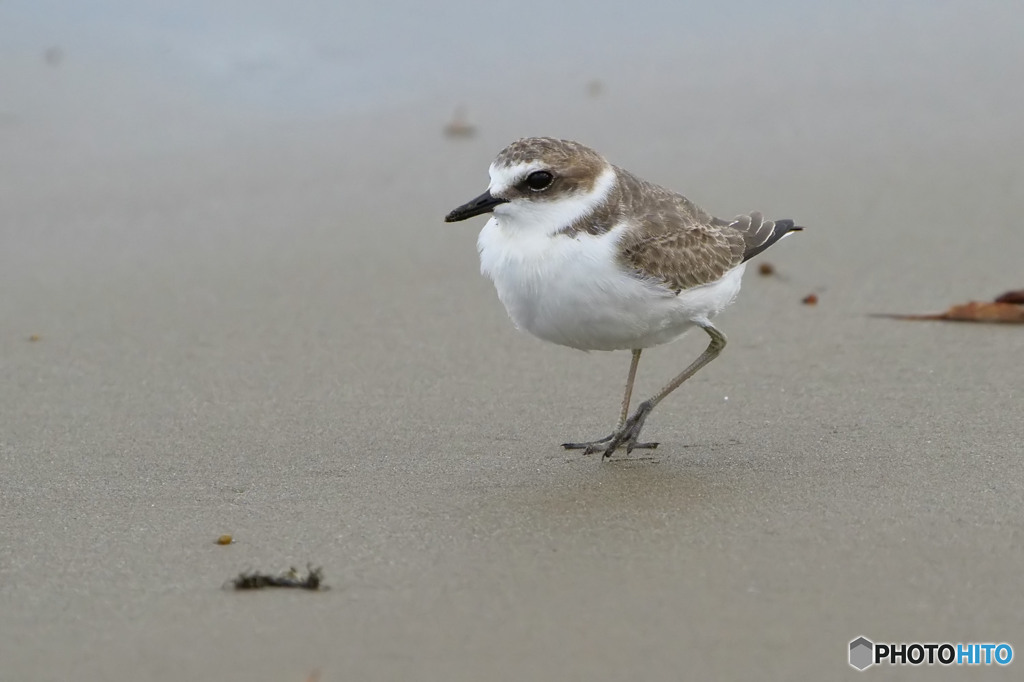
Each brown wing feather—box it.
[607,168,744,291]
[619,225,745,293]
[597,168,793,292]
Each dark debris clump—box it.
[230,565,326,591]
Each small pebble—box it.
[443,106,476,138]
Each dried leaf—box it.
[802,293,818,305]
[873,301,1024,324]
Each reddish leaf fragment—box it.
[802,293,818,305]
[994,289,1024,305]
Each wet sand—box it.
[3,16,1024,680]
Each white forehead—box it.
[487,161,543,195]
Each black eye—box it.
[525,170,554,191]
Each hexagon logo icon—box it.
[849,636,874,671]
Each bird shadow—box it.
[455,438,754,535]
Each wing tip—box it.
[741,217,803,262]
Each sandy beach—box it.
[3,3,1024,680]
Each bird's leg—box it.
[601,324,727,459]
[563,349,657,454]
[617,348,642,430]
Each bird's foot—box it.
[600,401,657,459]
[562,433,616,455]
[562,434,657,457]
[562,402,658,459]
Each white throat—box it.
[488,164,617,237]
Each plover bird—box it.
[445,137,802,459]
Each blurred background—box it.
[4,0,1023,303]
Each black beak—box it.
[444,190,508,222]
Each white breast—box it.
[477,221,746,351]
